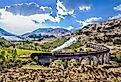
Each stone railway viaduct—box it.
[31,43,110,65]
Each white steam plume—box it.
[51,37,78,52]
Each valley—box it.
[0,18,121,81]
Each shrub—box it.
[86,48,92,52]
[112,78,119,82]
[62,60,68,68]
[49,59,64,69]
[67,59,80,68]
[113,39,121,45]
[116,52,121,62]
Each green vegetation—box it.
[86,48,92,52]
[39,38,69,49]
[0,37,71,70]
[112,78,119,82]
[113,39,121,45]
[0,49,17,63]
[16,37,69,52]
[16,49,41,56]
[50,59,80,69]
[112,51,121,62]
[64,41,83,52]
[0,38,11,47]
[27,34,55,40]
[67,41,83,49]
[116,53,121,62]
[0,38,40,69]
[0,48,34,70]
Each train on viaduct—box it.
[31,43,110,66]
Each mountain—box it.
[75,18,121,45]
[22,28,72,38]
[0,28,22,41]
[0,28,14,36]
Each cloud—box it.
[56,0,74,16]
[109,14,121,19]
[0,9,63,34]
[114,4,121,11]
[51,25,73,31]
[79,6,91,11]
[85,17,102,23]
[13,2,40,7]
[63,0,91,10]
[66,26,74,30]
[76,17,102,27]
[57,0,67,15]
[5,2,52,16]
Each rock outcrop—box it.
[0,65,121,82]
[75,18,121,45]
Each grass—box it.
[16,49,41,56]
[16,58,31,61]
[65,41,83,49]
[21,65,48,69]
[39,38,69,49]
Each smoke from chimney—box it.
[51,37,78,52]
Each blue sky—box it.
[0,0,121,35]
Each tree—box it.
[12,49,18,60]
[1,51,7,62]
[0,52,5,63]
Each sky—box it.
[0,0,121,35]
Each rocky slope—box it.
[0,59,121,82]
[75,18,121,45]
[0,65,121,82]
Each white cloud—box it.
[0,9,63,34]
[68,10,74,15]
[51,26,61,29]
[13,2,40,7]
[66,26,74,30]
[109,14,121,19]
[57,0,67,15]
[56,0,74,16]
[40,6,52,12]
[51,25,73,31]
[0,9,38,34]
[85,17,102,23]
[76,17,102,27]
[79,6,91,11]
[114,4,121,11]
[5,2,40,10]
[5,2,52,16]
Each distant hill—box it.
[0,28,21,41]
[75,18,121,45]
[0,28,14,36]
[22,28,72,38]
